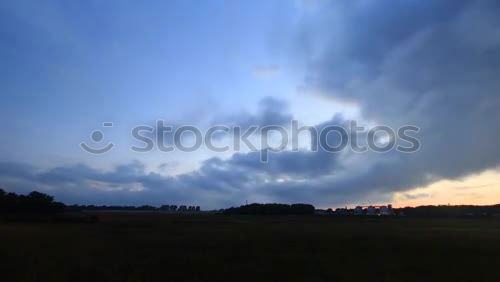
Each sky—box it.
[1,0,500,209]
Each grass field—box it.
[1,213,500,282]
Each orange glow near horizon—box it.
[392,169,500,208]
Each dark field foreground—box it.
[1,214,500,282]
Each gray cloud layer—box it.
[296,0,500,192]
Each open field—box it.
[1,213,500,282]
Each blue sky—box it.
[0,1,297,164]
[1,0,500,209]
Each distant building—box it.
[334,208,349,216]
[380,205,394,215]
[315,209,328,215]
[354,206,363,216]
[366,206,377,215]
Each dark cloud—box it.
[213,96,293,131]
[138,96,293,144]
[0,113,377,208]
[294,0,500,195]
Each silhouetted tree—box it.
[0,189,65,214]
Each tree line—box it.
[0,189,65,214]
[397,205,500,217]
[2,188,500,218]
[0,189,201,213]
[224,203,315,215]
